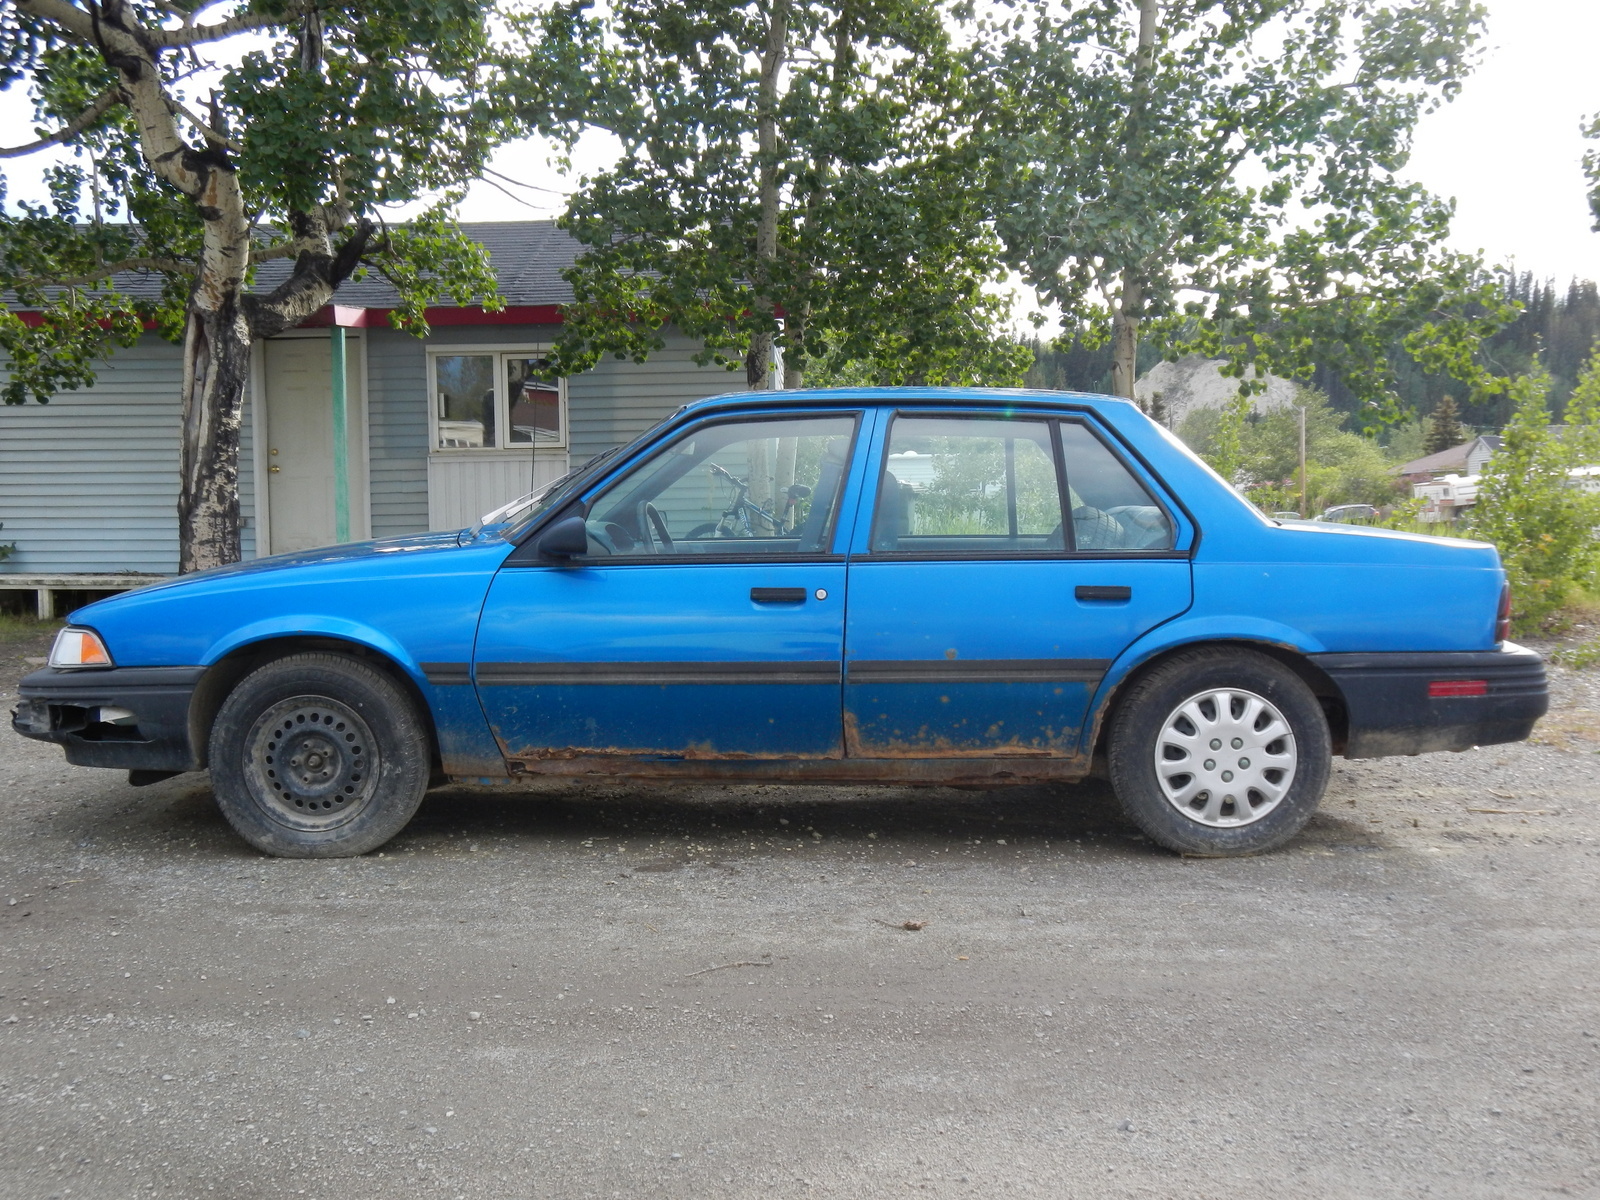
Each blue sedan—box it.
[13,389,1547,857]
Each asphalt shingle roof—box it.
[9,220,582,309]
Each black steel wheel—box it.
[208,653,431,857]
[1107,647,1331,856]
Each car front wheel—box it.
[1107,648,1331,856]
[208,653,432,858]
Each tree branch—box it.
[153,0,317,47]
[0,86,123,158]
[248,242,299,264]
[13,0,98,42]
[166,96,243,153]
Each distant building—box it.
[1412,473,1479,522]
[1395,435,1500,486]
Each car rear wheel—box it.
[1107,648,1330,856]
[208,653,431,858]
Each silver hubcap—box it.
[1154,687,1296,828]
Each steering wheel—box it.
[636,501,674,553]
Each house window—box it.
[430,350,566,451]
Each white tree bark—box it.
[746,0,790,389]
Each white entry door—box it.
[262,337,366,554]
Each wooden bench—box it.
[0,574,170,620]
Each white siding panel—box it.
[0,335,184,575]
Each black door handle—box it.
[751,587,807,604]
[1076,585,1131,602]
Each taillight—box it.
[1494,584,1511,643]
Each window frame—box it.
[865,409,1186,561]
[568,408,865,565]
[426,345,568,453]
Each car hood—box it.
[85,530,478,604]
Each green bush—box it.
[1468,352,1600,632]
[1178,387,1404,516]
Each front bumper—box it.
[12,665,205,772]
[1310,642,1547,758]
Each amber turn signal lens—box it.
[48,627,113,669]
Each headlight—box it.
[49,627,114,669]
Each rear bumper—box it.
[1310,643,1547,758]
[11,665,204,772]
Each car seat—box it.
[796,439,852,553]
[873,472,915,550]
[1105,505,1170,549]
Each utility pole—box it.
[1298,404,1308,518]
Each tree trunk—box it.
[177,302,252,572]
[1110,271,1142,402]
[1110,0,1160,406]
[746,0,790,390]
[16,0,372,573]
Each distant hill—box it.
[1134,356,1299,425]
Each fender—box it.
[1081,615,1329,754]
[202,616,428,685]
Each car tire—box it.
[208,653,432,858]
[1106,647,1330,856]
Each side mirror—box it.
[537,515,590,559]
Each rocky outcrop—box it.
[1134,356,1300,426]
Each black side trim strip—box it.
[19,665,207,695]
[421,662,472,686]
[476,661,842,686]
[1309,645,1543,673]
[848,658,1111,685]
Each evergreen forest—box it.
[1027,274,1600,436]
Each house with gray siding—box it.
[1,222,737,598]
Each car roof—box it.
[680,386,1142,417]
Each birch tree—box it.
[1,0,585,570]
[982,0,1511,421]
[547,0,1027,390]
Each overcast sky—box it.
[2,0,1597,288]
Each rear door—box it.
[474,409,863,763]
[843,411,1193,759]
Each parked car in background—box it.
[14,388,1546,859]
[1313,504,1379,524]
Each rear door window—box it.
[871,416,1063,554]
[1059,422,1174,551]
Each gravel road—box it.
[2,625,1597,1200]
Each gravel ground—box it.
[1,624,1597,1200]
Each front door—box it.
[475,410,862,762]
[844,412,1193,759]
[262,337,363,554]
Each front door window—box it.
[582,414,858,557]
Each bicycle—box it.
[687,462,811,539]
